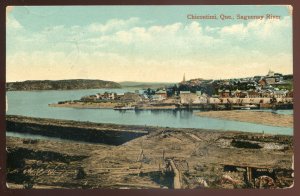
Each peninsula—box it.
[49,71,293,111]
[6,79,121,91]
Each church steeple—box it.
[183,73,186,82]
[268,69,274,77]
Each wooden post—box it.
[137,149,144,162]
[169,159,182,189]
[246,167,253,184]
[159,163,161,171]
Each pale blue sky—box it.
[6,5,293,82]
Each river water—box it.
[6,89,293,136]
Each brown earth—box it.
[6,127,294,189]
[195,110,293,128]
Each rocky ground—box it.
[6,127,294,189]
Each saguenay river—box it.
[6,89,293,136]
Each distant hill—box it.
[6,79,121,91]
[120,81,176,89]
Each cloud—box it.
[87,17,139,33]
[6,15,23,30]
[220,16,291,39]
[6,16,292,82]
[6,49,292,82]
[6,6,23,30]
[8,16,291,54]
[220,23,247,36]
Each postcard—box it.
[5,5,293,190]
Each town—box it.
[51,70,293,110]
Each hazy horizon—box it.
[6,6,293,83]
[6,70,293,84]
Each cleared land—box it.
[6,116,294,189]
[195,110,293,128]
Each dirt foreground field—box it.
[6,125,293,189]
[195,110,293,128]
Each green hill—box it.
[6,79,121,91]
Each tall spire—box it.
[268,69,274,77]
[183,73,186,82]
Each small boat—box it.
[240,104,257,110]
[113,106,136,110]
[241,107,251,110]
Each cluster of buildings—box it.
[217,71,292,98]
[178,70,293,105]
[80,70,293,107]
[81,89,170,103]
[81,92,143,103]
